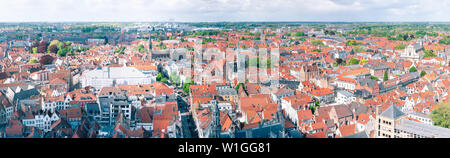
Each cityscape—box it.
[0,0,449,138]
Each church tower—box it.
[148,35,152,51]
[277,99,285,138]
[210,100,222,138]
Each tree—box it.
[371,75,379,81]
[32,47,38,54]
[39,55,54,65]
[156,73,163,81]
[294,31,306,36]
[324,30,335,35]
[114,46,126,54]
[57,46,71,57]
[309,105,316,113]
[49,40,63,48]
[136,44,146,53]
[161,78,168,84]
[395,43,406,49]
[409,66,417,73]
[169,72,181,86]
[182,78,194,94]
[28,58,39,64]
[346,40,361,46]
[48,44,59,54]
[438,35,450,45]
[423,49,436,58]
[336,58,344,65]
[158,43,167,50]
[235,82,245,91]
[38,41,49,53]
[431,102,450,129]
[311,40,324,46]
[383,71,389,81]
[353,45,367,53]
[420,70,427,77]
[347,58,360,65]
[359,59,368,64]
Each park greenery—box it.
[27,58,39,64]
[135,44,147,53]
[352,45,367,53]
[290,31,306,37]
[371,75,379,81]
[195,30,220,36]
[346,40,362,46]
[169,71,181,86]
[312,49,321,52]
[431,102,450,129]
[46,40,73,57]
[395,43,406,49]
[39,54,54,65]
[114,46,126,54]
[347,58,360,65]
[439,35,450,45]
[311,39,324,46]
[423,49,437,58]
[182,78,195,94]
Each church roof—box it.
[380,105,405,119]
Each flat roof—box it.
[397,119,450,138]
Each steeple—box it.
[148,35,152,51]
[210,100,221,138]
[277,100,285,138]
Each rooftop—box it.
[380,105,405,119]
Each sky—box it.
[0,0,448,22]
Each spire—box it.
[210,100,221,138]
[277,100,285,138]
[148,35,152,51]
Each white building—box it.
[335,76,356,91]
[217,102,233,112]
[408,112,433,125]
[4,104,14,121]
[335,90,356,105]
[34,112,60,132]
[81,67,153,90]
[400,41,422,61]
[41,94,72,113]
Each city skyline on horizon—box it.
[0,0,449,22]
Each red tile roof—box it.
[338,124,356,137]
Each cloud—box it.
[0,0,448,22]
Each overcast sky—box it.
[0,0,448,22]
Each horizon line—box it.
[0,21,449,24]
